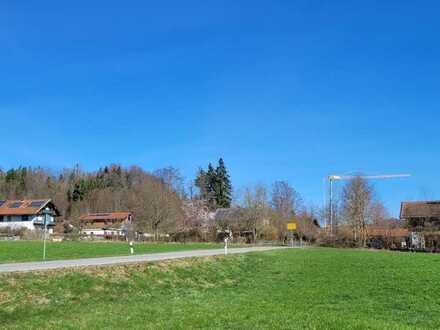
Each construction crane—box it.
[327,173,411,235]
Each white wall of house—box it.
[82,228,126,237]
[82,229,106,236]
[0,214,55,233]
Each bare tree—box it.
[242,184,270,243]
[340,177,374,247]
[296,206,321,241]
[129,176,183,240]
[370,201,389,226]
[154,166,186,199]
[271,181,303,218]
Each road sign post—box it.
[223,229,231,256]
[43,224,47,260]
[287,223,297,248]
[42,207,52,261]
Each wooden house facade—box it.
[79,212,133,239]
[400,201,440,249]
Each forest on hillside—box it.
[0,159,323,242]
[0,159,390,244]
[0,164,187,237]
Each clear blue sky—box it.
[1,1,439,216]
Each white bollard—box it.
[129,241,134,255]
[224,237,229,256]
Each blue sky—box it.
[1,1,440,215]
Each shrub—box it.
[0,226,28,239]
[316,231,357,248]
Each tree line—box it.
[0,162,391,244]
[0,165,184,238]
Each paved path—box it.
[0,246,287,273]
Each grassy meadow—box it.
[1,248,440,329]
[0,240,227,264]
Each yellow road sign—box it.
[287,223,297,230]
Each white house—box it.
[0,199,60,234]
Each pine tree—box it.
[194,168,208,200]
[206,163,218,210]
[215,158,232,208]
[195,159,233,210]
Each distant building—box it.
[214,207,259,242]
[214,207,244,223]
[367,227,409,238]
[400,201,440,249]
[366,226,409,249]
[0,199,60,233]
[79,212,133,238]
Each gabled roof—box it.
[0,199,60,216]
[214,207,244,221]
[400,201,440,219]
[80,212,132,222]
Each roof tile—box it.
[0,199,53,216]
[80,212,132,221]
[400,201,440,219]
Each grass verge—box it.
[1,248,440,329]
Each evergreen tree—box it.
[71,182,85,202]
[215,158,232,208]
[194,159,233,210]
[194,168,208,200]
[206,163,218,210]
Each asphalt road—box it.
[0,246,287,273]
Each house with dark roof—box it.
[0,199,60,233]
[79,212,133,238]
[400,201,440,249]
[214,207,270,242]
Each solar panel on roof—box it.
[0,200,5,207]
[29,201,45,208]
[9,202,23,208]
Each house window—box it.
[22,215,29,221]
[0,216,3,222]
[6,216,11,222]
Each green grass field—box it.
[1,248,440,329]
[0,241,227,264]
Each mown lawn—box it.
[0,240,227,264]
[1,248,440,329]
